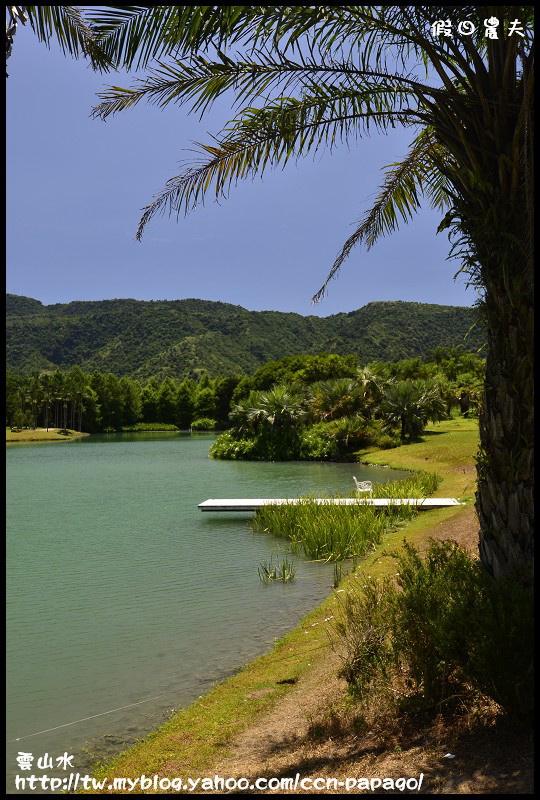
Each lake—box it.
[6,432,407,790]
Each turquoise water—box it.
[6,433,407,790]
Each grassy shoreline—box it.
[86,418,479,792]
[6,427,90,443]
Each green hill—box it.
[6,294,484,378]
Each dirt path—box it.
[202,508,533,794]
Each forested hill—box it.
[6,294,484,378]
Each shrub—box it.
[375,434,401,450]
[299,423,336,459]
[334,575,395,693]
[191,417,216,431]
[464,574,533,718]
[334,540,533,718]
[210,431,260,459]
[300,417,386,460]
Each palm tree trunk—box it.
[476,274,534,587]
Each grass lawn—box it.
[86,418,481,791]
[357,417,479,499]
[6,427,89,443]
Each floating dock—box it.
[198,498,464,512]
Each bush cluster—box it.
[190,417,216,431]
[335,540,533,719]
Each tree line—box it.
[6,367,245,433]
[6,348,484,440]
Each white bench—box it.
[353,477,373,497]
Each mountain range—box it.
[6,294,484,378]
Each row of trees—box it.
[6,349,484,436]
[6,368,243,433]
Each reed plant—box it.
[371,471,441,499]
[251,471,441,562]
[333,562,345,588]
[258,557,296,584]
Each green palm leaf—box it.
[24,6,113,71]
[312,127,456,302]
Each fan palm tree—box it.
[356,366,387,416]
[250,386,308,433]
[381,379,447,440]
[228,391,262,436]
[308,378,363,422]
[14,7,534,585]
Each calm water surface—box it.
[6,433,407,790]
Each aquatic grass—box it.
[371,471,441,500]
[254,501,392,562]
[333,562,345,588]
[119,422,179,432]
[251,472,442,562]
[258,557,296,584]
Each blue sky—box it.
[6,26,479,316]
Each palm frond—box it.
[91,44,444,122]
[85,6,362,66]
[84,6,185,71]
[312,128,454,303]
[134,88,427,240]
[25,6,113,71]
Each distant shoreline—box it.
[6,428,90,444]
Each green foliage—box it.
[465,575,534,718]
[214,375,243,428]
[251,472,439,562]
[380,379,447,440]
[6,295,485,378]
[120,423,178,431]
[222,385,308,460]
[253,499,388,562]
[176,380,195,429]
[258,557,296,584]
[5,349,483,442]
[209,431,260,459]
[298,424,336,460]
[335,540,533,717]
[371,471,441,500]
[299,417,386,460]
[193,386,218,420]
[334,575,396,692]
[190,417,216,431]
[376,434,401,450]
